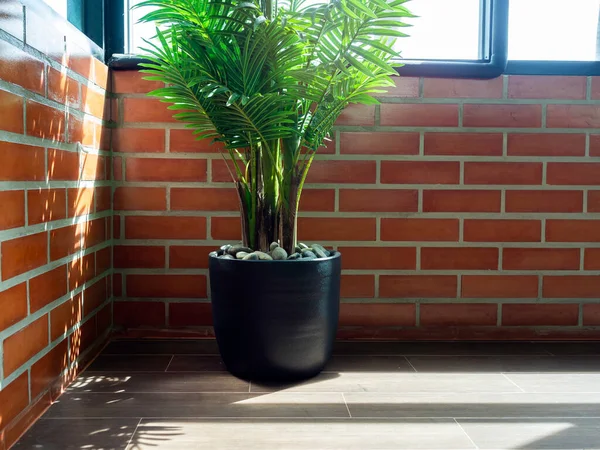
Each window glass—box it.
[508,0,600,61]
[400,0,481,61]
[128,0,483,61]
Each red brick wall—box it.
[111,70,600,341]
[0,1,112,447]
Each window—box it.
[122,0,505,78]
[505,0,600,75]
[508,0,600,61]
[114,0,600,76]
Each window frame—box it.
[106,0,600,77]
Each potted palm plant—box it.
[137,0,411,381]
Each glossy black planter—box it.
[209,252,341,382]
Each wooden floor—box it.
[13,340,600,449]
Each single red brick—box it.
[171,188,238,211]
[546,220,600,242]
[298,218,376,241]
[68,115,104,149]
[377,76,419,97]
[67,187,95,217]
[96,246,111,276]
[26,189,65,227]
[0,284,27,332]
[547,105,600,128]
[421,304,497,326]
[97,302,112,334]
[48,149,79,181]
[547,163,600,185]
[588,191,600,212]
[113,215,121,240]
[93,57,109,88]
[583,304,600,325]
[0,190,24,230]
[112,128,165,153]
[210,159,244,183]
[380,104,459,127]
[114,187,166,211]
[113,301,166,327]
[68,253,95,291]
[30,339,68,399]
[123,97,177,122]
[114,245,166,269]
[26,100,65,141]
[299,189,335,212]
[29,265,68,313]
[584,249,600,271]
[113,273,123,297]
[421,247,499,270]
[339,189,418,212]
[170,129,225,153]
[0,40,45,94]
[0,89,23,133]
[81,84,106,119]
[504,248,580,271]
[340,132,419,155]
[169,246,216,269]
[424,77,503,98]
[3,315,49,376]
[462,275,539,298]
[381,161,460,184]
[95,186,111,213]
[48,67,80,106]
[339,303,416,327]
[381,218,459,241]
[125,216,207,239]
[465,162,543,185]
[83,279,108,317]
[0,373,29,429]
[463,219,541,242]
[379,275,458,298]
[543,276,600,298]
[335,104,375,125]
[424,133,503,156]
[502,303,579,326]
[338,247,416,270]
[508,133,586,157]
[306,160,376,184]
[0,142,45,181]
[127,274,207,298]
[341,275,375,298]
[70,315,98,356]
[1,232,47,280]
[169,303,213,327]
[423,190,501,212]
[509,76,586,99]
[211,217,242,240]
[463,104,542,128]
[506,190,583,213]
[83,218,108,250]
[50,224,80,261]
[80,153,106,181]
[126,158,207,182]
[112,71,163,93]
[113,155,122,180]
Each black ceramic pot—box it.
[209,252,341,382]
